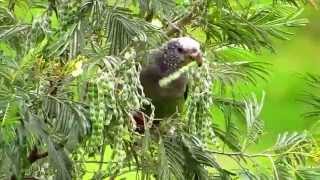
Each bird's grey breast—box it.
[140,64,188,100]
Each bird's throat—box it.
[159,62,170,73]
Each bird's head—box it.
[159,37,203,73]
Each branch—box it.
[10,147,48,180]
[208,150,273,158]
[165,2,200,37]
[27,146,48,164]
[27,143,67,164]
[24,176,40,180]
[208,150,316,159]
[308,0,318,9]
[10,175,40,180]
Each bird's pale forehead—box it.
[172,37,200,51]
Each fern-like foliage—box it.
[0,0,319,179]
[300,74,320,119]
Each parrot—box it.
[131,38,235,179]
[133,37,203,133]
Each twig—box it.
[268,155,279,180]
[27,146,49,164]
[208,150,273,158]
[165,2,200,37]
[209,149,315,159]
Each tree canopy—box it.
[0,0,319,179]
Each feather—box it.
[134,37,202,132]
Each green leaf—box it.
[12,36,48,81]
[296,167,320,180]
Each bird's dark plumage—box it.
[133,37,202,132]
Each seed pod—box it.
[88,82,99,123]
[88,81,104,150]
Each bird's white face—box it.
[159,37,203,74]
[173,37,201,54]
[162,37,202,72]
[168,37,203,67]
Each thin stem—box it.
[208,150,274,158]
[165,1,200,36]
[268,155,279,180]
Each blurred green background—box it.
[255,7,320,148]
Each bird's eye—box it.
[177,47,183,53]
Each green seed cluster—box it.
[159,60,217,143]
[107,117,126,175]
[87,54,149,173]
[88,70,117,152]
[88,81,103,151]
[185,61,216,145]
[104,56,147,174]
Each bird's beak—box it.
[190,52,203,67]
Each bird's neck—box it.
[158,61,170,74]
[157,58,180,77]
[153,49,178,75]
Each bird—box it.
[133,37,203,133]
